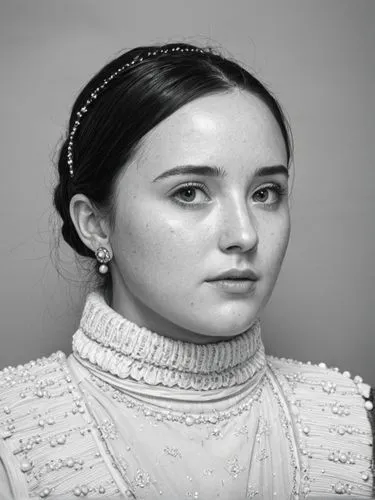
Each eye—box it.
[252,183,286,205]
[171,182,210,206]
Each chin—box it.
[189,306,260,338]
[184,290,265,336]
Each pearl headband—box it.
[67,46,205,178]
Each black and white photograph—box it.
[0,1,374,498]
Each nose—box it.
[218,197,259,254]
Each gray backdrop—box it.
[1,0,374,384]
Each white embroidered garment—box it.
[0,291,373,499]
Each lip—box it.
[205,268,259,294]
[207,268,259,281]
[206,279,257,294]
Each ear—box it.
[69,194,111,254]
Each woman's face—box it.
[109,90,290,343]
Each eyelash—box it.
[171,182,210,208]
[170,182,288,208]
[253,183,288,207]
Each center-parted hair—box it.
[53,42,292,268]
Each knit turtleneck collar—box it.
[72,291,266,391]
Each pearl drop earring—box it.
[95,247,112,274]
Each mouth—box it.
[206,269,259,294]
[208,268,259,280]
[206,278,258,294]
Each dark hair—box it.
[53,42,292,287]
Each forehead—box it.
[134,90,287,175]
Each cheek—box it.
[113,203,205,283]
[259,214,290,271]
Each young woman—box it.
[0,42,373,499]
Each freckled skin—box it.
[108,90,290,343]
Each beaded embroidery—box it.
[269,356,374,497]
[0,353,373,498]
[88,371,266,426]
[0,352,121,498]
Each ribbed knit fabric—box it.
[72,291,265,390]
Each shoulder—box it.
[267,354,373,404]
[267,354,374,438]
[267,354,373,433]
[0,351,72,441]
[0,352,120,498]
[267,355,374,496]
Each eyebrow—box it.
[152,164,289,182]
